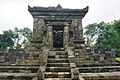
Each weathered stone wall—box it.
[33,17,45,42]
[0,47,48,66]
[68,48,118,66]
[0,49,6,65]
[0,45,118,66]
[0,49,25,65]
[71,19,83,40]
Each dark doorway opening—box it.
[53,26,63,47]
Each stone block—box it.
[69,57,79,63]
[86,47,91,52]
[99,57,104,61]
[70,63,76,68]
[91,50,95,53]
[94,61,99,64]
[79,75,85,80]
[79,58,86,61]
[71,68,79,80]
[80,44,85,48]
[86,60,95,64]
[93,56,99,61]
[75,52,79,56]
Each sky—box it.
[0,0,120,33]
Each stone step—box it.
[45,78,71,80]
[48,59,69,63]
[48,55,68,59]
[45,72,71,78]
[79,66,120,73]
[48,51,68,56]
[47,63,69,67]
[51,48,65,51]
[81,72,120,80]
[46,67,70,72]
[45,51,71,79]
[55,52,68,55]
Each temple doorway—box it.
[53,26,64,47]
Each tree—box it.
[19,27,32,47]
[84,22,107,46]
[84,20,120,50]
[19,27,32,42]
[94,23,120,49]
[0,34,14,49]
[0,27,32,49]
[113,19,120,32]
[12,27,32,49]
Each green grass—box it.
[116,57,120,62]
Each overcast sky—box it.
[0,0,120,33]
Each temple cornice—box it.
[28,5,89,17]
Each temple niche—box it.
[28,4,88,49]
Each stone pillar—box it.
[77,19,83,39]
[32,17,38,41]
[72,19,79,40]
[72,19,85,49]
[47,25,53,49]
[33,17,44,42]
[72,19,83,40]
[64,23,69,48]
[37,18,44,42]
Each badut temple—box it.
[0,5,120,80]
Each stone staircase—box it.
[44,51,71,80]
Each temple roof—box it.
[28,4,89,17]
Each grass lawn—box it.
[116,57,120,62]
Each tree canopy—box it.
[0,27,32,49]
[84,19,120,51]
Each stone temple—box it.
[0,5,120,80]
[28,4,88,49]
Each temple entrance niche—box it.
[28,4,89,49]
[53,26,64,48]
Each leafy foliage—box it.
[84,22,108,46]
[0,27,32,49]
[84,19,120,50]
[0,34,14,49]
